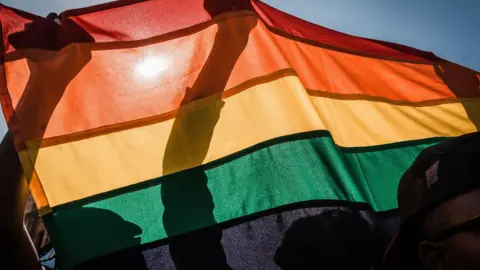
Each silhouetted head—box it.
[52,207,147,269]
[275,210,379,270]
[46,12,59,20]
[384,132,480,270]
[52,207,142,263]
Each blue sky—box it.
[1,0,479,135]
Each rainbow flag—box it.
[1,0,479,268]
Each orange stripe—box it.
[4,12,479,142]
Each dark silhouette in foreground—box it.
[2,13,93,270]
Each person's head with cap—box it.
[384,132,480,270]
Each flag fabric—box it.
[1,0,479,268]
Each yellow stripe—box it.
[24,75,478,207]
[17,151,51,214]
[311,95,478,148]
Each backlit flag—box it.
[1,0,479,268]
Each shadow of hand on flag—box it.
[7,15,93,186]
[161,0,256,268]
[434,62,480,130]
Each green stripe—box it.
[44,131,441,265]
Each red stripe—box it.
[251,0,439,62]
[2,0,438,62]
[65,0,252,43]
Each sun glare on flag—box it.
[136,56,170,78]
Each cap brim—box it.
[383,228,423,270]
